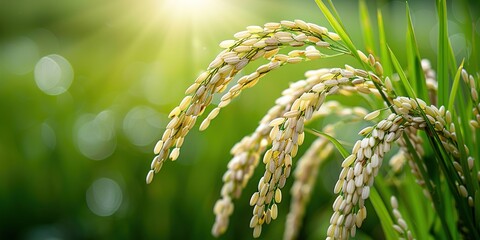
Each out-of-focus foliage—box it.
[0,0,478,239]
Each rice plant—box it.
[146,0,480,239]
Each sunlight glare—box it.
[162,0,217,15]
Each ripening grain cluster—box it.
[145,2,480,238]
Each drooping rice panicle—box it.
[327,112,407,239]
[461,69,480,129]
[327,94,476,239]
[392,97,476,204]
[147,20,350,185]
[390,196,415,240]
[283,105,369,240]
[143,0,480,237]
[212,68,336,236]
[395,127,430,198]
[388,150,408,174]
[385,59,433,188]
[249,67,386,238]
[213,62,382,237]
[284,137,334,240]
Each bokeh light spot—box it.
[75,111,116,160]
[450,33,470,58]
[123,106,164,147]
[86,178,123,217]
[34,54,73,95]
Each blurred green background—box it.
[0,0,478,239]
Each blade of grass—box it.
[406,3,429,104]
[370,187,398,240]
[388,45,416,98]
[440,180,458,240]
[402,131,454,239]
[402,168,431,240]
[471,20,479,73]
[420,119,473,239]
[436,0,450,106]
[325,0,347,30]
[377,9,392,77]
[315,0,358,58]
[447,37,458,76]
[458,0,477,72]
[359,0,376,55]
[447,59,465,111]
[308,129,349,158]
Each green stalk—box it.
[447,60,465,111]
[359,0,376,55]
[370,187,397,240]
[436,0,449,106]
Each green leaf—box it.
[370,188,398,240]
[402,169,431,240]
[447,37,458,76]
[388,46,416,98]
[437,0,450,106]
[308,129,349,158]
[377,9,392,77]
[406,3,429,104]
[359,0,376,55]
[471,20,479,73]
[315,0,358,58]
[401,129,456,239]
[447,60,465,111]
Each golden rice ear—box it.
[146,19,348,186]
[328,111,406,239]
[247,66,390,238]
[284,137,333,240]
[390,196,414,239]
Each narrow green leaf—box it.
[447,60,465,111]
[370,188,398,240]
[437,0,449,106]
[457,0,479,73]
[309,129,349,158]
[420,118,470,239]
[377,9,392,77]
[402,129,455,239]
[406,3,429,104]
[359,0,376,55]
[447,37,458,76]
[471,21,479,73]
[388,46,416,98]
[440,181,459,240]
[403,169,431,240]
[326,0,347,30]
[315,0,358,58]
